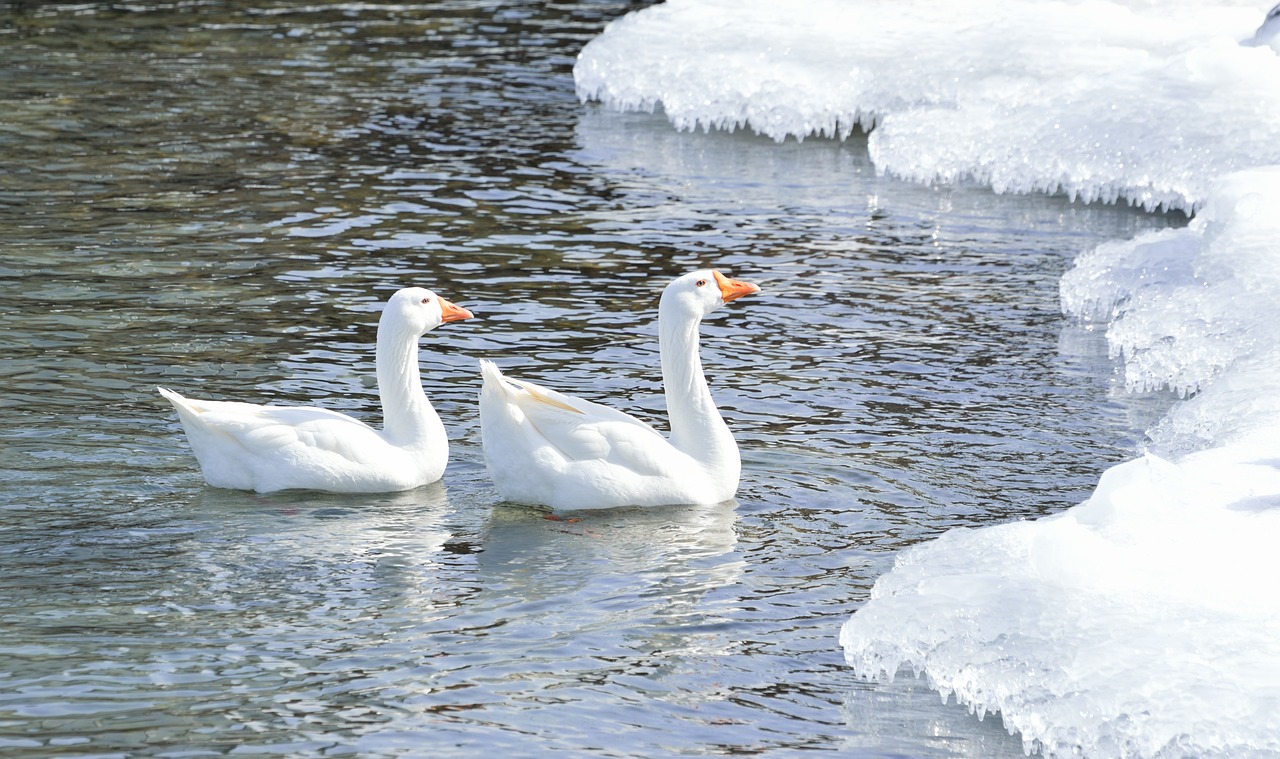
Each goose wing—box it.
[477,360,680,477]
[158,387,390,467]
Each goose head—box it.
[660,269,760,320]
[383,286,474,337]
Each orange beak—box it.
[439,297,475,323]
[713,269,761,303]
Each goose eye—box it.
[421,297,431,304]
[695,279,707,287]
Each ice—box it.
[840,109,1280,758]
[1061,167,1280,459]
[576,2,1280,757]
[576,0,1280,212]
[839,447,1280,758]
[1060,167,1280,404]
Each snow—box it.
[1061,167,1280,453]
[576,0,1280,213]
[838,448,1280,757]
[577,1,1280,757]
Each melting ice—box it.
[577,1,1280,757]
[576,0,1280,213]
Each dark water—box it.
[0,2,1181,756]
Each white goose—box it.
[479,269,760,510]
[159,287,473,494]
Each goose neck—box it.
[659,310,734,466]
[375,322,442,447]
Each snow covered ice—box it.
[838,444,1280,757]
[576,0,1280,214]
[578,1,1280,757]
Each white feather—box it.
[478,269,760,510]
[159,287,472,493]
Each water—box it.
[0,2,1183,755]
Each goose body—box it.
[159,287,473,494]
[479,269,759,510]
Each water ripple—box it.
[0,1,1181,756]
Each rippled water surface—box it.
[0,2,1183,756]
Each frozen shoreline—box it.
[576,2,1280,756]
